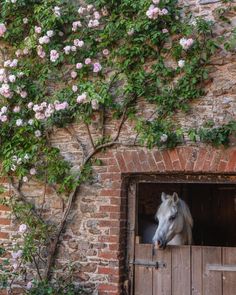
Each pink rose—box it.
[19,224,27,233]
[91,99,99,110]
[103,49,109,56]
[26,282,33,290]
[85,58,91,65]
[20,91,27,98]
[0,23,7,37]
[13,106,21,113]
[50,50,59,62]
[93,62,102,73]
[77,93,87,104]
[30,168,36,175]
[64,46,71,54]
[71,71,77,79]
[76,63,83,69]
[74,39,84,47]
[72,85,78,92]
[35,26,42,34]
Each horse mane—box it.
[178,199,193,244]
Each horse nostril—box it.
[157,240,161,246]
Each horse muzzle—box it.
[154,238,167,250]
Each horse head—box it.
[152,192,193,249]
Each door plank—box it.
[202,246,222,295]
[191,246,202,295]
[152,247,172,295]
[134,244,153,295]
[223,247,236,295]
[172,246,191,295]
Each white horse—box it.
[152,192,193,249]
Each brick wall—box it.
[1,0,236,294]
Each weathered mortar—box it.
[0,1,236,294]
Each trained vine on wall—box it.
[0,0,235,293]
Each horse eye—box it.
[169,215,176,222]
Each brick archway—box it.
[96,146,236,294]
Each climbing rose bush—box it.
[0,0,235,293]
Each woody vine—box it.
[0,0,235,293]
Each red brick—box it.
[108,275,120,284]
[0,232,9,239]
[193,148,208,171]
[98,292,119,295]
[109,243,120,251]
[110,181,122,189]
[107,165,120,173]
[99,150,114,159]
[98,284,118,292]
[100,173,121,181]
[110,198,122,205]
[131,151,143,172]
[139,160,150,172]
[157,161,165,171]
[98,266,119,275]
[168,149,179,163]
[153,150,163,163]
[226,150,236,171]
[92,213,109,219]
[126,160,136,172]
[115,152,127,172]
[108,158,117,165]
[138,150,147,162]
[161,150,173,171]
[209,150,222,171]
[0,205,10,212]
[202,160,211,171]
[98,251,119,260]
[147,153,158,171]
[185,148,198,171]
[99,189,121,197]
[100,205,120,213]
[110,212,126,220]
[176,147,187,169]
[109,227,120,235]
[0,218,11,225]
[98,236,119,243]
[172,160,181,170]
[99,220,120,227]
[217,160,228,172]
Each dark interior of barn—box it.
[137,182,236,247]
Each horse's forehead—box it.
[158,201,177,216]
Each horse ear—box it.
[172,192,179,204]
[161,192,168,202]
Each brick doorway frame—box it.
[96,146,236,294]
[125,172,236,295]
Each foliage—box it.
[26,280,90,295]
[188,121,236,146]
[0,0,235,293]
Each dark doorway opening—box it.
[137,182,236,247]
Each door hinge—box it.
[129,259,166,269]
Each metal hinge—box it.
[129,259,166,269]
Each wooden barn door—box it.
[132,244,236,295]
